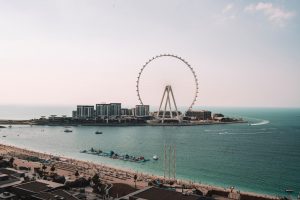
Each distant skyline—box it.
[0,0,299,108]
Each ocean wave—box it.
[250,120,270,126]
[218,131,272,135]
[218,132,229,135]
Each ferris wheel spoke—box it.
[136,54,199,111]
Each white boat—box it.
[153,155,159,160]
[285,189,294,193]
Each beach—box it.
[0,143,280,200]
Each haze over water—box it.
[1,107,299,198]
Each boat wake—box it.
[218,131,272,135]
[250,120,270,126]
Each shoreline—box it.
[0,142,279,200]
[0,120,247,127]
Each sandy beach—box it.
[0,143,280,200]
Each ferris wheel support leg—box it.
[158,87,167,118]
[162,87,170,123]
[169,86,179,119]
[168,88,173,119]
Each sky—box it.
[0,0,299,108]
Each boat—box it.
[64,129,73,133]
[95,131,102,134]
[2,135,6,137]
[285,189,294,193]
[8,125,12,128]
[153,155,159,160]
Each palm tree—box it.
[170,181,174,187]
[42,164,47,176]
[92,173,100,186]
[75,170,79,178]
[92,173,101,193]
[182,184,186,193]
[9,157,14,168]
[134,174,137,189]
[42,164,47,171]
[50,165,55,173]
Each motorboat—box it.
[285,189,294,193]
[153,155,159,160]
[64,129,73,133]
[95,131,102,134]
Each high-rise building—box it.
[185,110,211,120]
[121,108,130,116]
[130,108,136,116]
[109,103,121,117]
[95,103,121,118]
[96,104,110,118]
[76,105,94,119]
[135,105,150,117]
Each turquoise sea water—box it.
[0,107,299,198]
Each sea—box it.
[0,105,299,198]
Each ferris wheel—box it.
[136,54,199,114]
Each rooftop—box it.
[119,187,202,200]
[0,168,25,177]
[52,189,79,200]
[0,171,22,188]
[32,190,79,200]
[14,181,50,193]
[13,180,63,193]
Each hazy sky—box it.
[0,0,299,108]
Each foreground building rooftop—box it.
[118,186,203,200]
[32,189,79,200]
[11,180,64,198]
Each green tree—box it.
[182,184,186,193]
[134,174,137,189]
[42,164,47,171]
[42,164,47,176]
[92,174,101,193]
[75,170,79,178]
[50,165,55,173]
[92,173,100,186]
[9,157,14,168]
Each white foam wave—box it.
[218,132,228,135]
[218,131,271,135]
[250,120,270,126]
